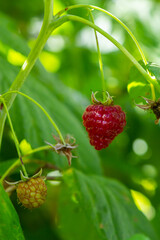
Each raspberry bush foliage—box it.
[0,0,160,240]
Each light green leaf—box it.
[146,63,160,81]
[58,169,158,240]
[127,62,151,103]
[0,184,25,240]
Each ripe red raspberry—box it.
[82,104,126,150]
[16,177,47,209]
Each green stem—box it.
[0,144,55,183]
[0,1,159,151]
[88,10,106,101]
[0,159,20,184]
[0,158,45,184]
[2,91,65,144]
[24,145,52,157]
[56,4,156,100]
[51,14,160,94]
[150,84,156,101]
[55,4,147,64]
[0,0,66,148]
[6,0,54,109]
[0,97,28,178]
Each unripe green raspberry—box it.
[16,177,47,209]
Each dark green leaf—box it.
[0,13,29,56]
[0,184,25,240]
[151,207,160,239]
[0,56,102,174]
[58,169,158,240]
[127,233,151,240]
[0,159,17,177]
[0,12,102,175]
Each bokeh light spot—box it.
[40,51,60,72]
[142,164,157,178]
[7,49,26,66]
[132,138,148,156]
[131,190,155,220]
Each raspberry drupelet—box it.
[82,92,126,150]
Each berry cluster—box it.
[16,177,47,209]
[82,104,126,150]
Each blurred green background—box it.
[0,0,160,239]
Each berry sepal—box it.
[136,96,160,124]
[5,168,44,186]
[45,135,77,166]
[91,91,114,106]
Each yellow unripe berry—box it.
[16,177,47,209]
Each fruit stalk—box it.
[0,0,61,148]
[2,91,65,145]
[89,10,106,102]
[0,152,51,184]
[0,97,28,178]
[54,14,159,94]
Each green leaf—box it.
[151,207,160,239]
[0,56,102,174]
[0,184,25,240]
[127,233,151,240]
[146,63,160,81]
[58,169,158,240]
[0,159,16,177]
[0,12,102,175]
[0,13,29,56]
[127,62,152,103]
